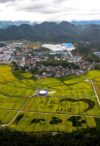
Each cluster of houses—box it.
[0,42,27,64]
[0,41,98,78]
[0,45,12,63]
[32,61,96,78]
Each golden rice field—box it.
[0,65,100,133]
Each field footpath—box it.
[0,97,30,127]
[1,78,100,128]
[0,78,45,128]
[90,80,100,107]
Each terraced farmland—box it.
[0,65,100,132]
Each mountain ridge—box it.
[0,21,100,42]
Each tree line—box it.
[0,127,100,146]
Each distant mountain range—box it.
[0,20,100,29]
[0,21,100,42]
[0,21,31,29]
[72,20,100,25]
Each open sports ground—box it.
[0,65,100,133]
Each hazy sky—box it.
[0,0,100,21]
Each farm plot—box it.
[0,65,100,133]
[0,109,17,124]
[9,112,96,133]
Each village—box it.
[0,41,99,78]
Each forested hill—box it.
[0,21,100,42]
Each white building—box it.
[42,43,75,52]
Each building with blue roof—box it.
[63,43,73,47]
[63,43,75,51]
